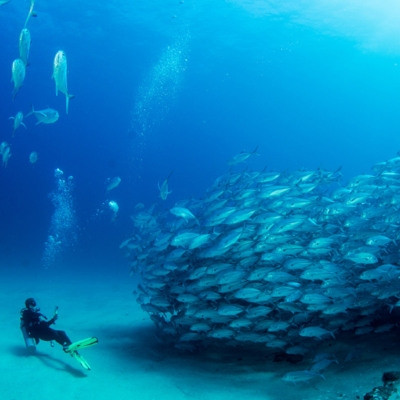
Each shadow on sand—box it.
[100,322,277,361]
[10,345,87,378]
[97,322,280,374]
[94,321,400,400]
[95,322,291,399]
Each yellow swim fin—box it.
[70,350,91,370]
[65,337,98,353]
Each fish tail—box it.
[66,93,69,114]
[66,93,74,114]
[25,105,34,118]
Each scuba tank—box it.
[20,309,36,353]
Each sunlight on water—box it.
[130,32,190,167]
[229,0,400,53]
[42,168,77,268]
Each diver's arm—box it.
[46,306,59,325]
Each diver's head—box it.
[25,298,36,309]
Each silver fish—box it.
[223,209,256,225]
[9,111,26,134]
[53,50,73,114]
[229,318,252,329]
[344,251,378,265]
[228,146,259,166]
[170,206,197,223]
[29,151,38,164]
[217,304,244,316]
[11,58,25,99]
[1,143,11,167]
[19,28,31,65]
[188,233,212,249]
[282,370,324,383]
[208,328,235,339]
[365,235,393,247]
[26,107,59,125]
[106,176,121,191]
[299,326,335,340]
[190,323,211,332]
[23,0,36,28]
[171,232,200,248]
[158,177,171,200]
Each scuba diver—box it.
[20,298,98,370]
[20,298,72,350]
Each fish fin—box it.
[12,87,18,101]
[23,0,35,28]
[25,105,34,118]
[21,122,27,129]
[65,93,73,114]
[35,121,42,126]
[9,117,14,120]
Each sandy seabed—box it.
[1,265,399,400]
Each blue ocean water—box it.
[1,0,400,273]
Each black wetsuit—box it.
[20,308,72,347]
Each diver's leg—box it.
[52,330,72,347]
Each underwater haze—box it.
[5,1,400,399]
[1,0,400,272]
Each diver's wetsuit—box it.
[21,307,72,347]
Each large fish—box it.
[0,142,11,167]
[23,0,36,28]
[19,28,31,65]
[108,200,119,221]
[170,206,197,223]
[282,370,323,384]
[228,145,259,166]
[26,107,59,125]
[158,179,171,200]
[106,176,121,191]
[9,111,26,135]
[29,151,38,164]
[53,50,73,114]
[158,171,173,200]
[11,58,26,99]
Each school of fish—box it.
[122,153,400,357]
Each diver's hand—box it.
[51,306,59,323]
